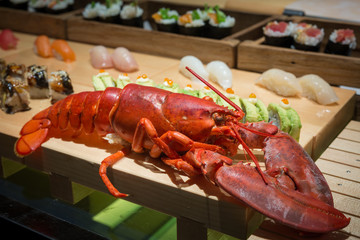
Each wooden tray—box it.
[0,2,87,38]
[234,15,360,88]
[66,0,271,67]
[0,32,356,239]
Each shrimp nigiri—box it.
[51,39,76,63]
[33,35,52,58]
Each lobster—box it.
[14,67,350,234]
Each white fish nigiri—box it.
[111,47,139,72]
[298,74,338,105]
[179,55,209,85]
[90,45,113,69]
[206,60,232,90]
[255,68,302,97]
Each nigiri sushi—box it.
[51,39,76,63]
[298,74,338,105]
[90,45,113,69]
[206,60,232,90]
[34,35,53,58]
[0,29,18,50]
[48,70,74,104]
[111,47,139,72]
[255,68,302,97]
[179,55,209,85]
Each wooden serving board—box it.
[0,32,356,239]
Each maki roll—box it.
[263,21,294,48]
[156,78,179,93]
[0,63,30,114]
[178,10,206,37]
[293,26,324,52]
[116,73,132,88]
[48,70,73,104]
[206,6,235,39]
[325,29,357,56]
[82,1,103,21]
[28,0,49,13]
[92,70,115,91]
[8,0,28,10]
[181,84,199,97]
[216,88,240,110]
[120,1,143,28]
[46,0,73,14]
[25,64,49,99]
[136,74,153,86]
[152,7,179,33]
[98,0,122,23]
[240,93,268,123]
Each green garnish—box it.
[191,10,201,20]
[214,5,226,23]
[159,8,178,20]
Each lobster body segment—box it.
[14,83,350,233]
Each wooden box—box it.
[66,1,271,67]
[0,2,87,38]
[234,15,360,88]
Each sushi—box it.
[263,21,294,48]
[89,45,113,69]
[0,29,19,50]
[181,84,199,97]
[111,47,139,72]
[206,60,232,90]
[240,93,268,123]
[46,0,73,14]
[206,5,235,39]
[179,55,209,86]
[199,86,218,102]
[0,63,31,114]
[48,70,74,104]
[33,35,53,58]
[178,10,206,37]
[116,73,132,88]
[216,88,240,110]
[28,0,49,13]
[51,39,76,62]
[98,0,122,23]
[136,74,153,86]
[325,29,357,56]
[255,68,302,97]
[298,74,338,105]
[152,7,179,33]
[120,1,143,28]
[25,64,49,99]
[8,0,28,10]
[156,78,179,93]
[92,70,115,91]
[82,1,103,21]
[293,26,324,52]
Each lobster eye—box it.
[213,113,224,124]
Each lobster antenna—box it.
[185,66,243,113]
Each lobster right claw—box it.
[215,163,350,233]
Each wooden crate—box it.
[0,3,87,38]
[235,15,360,88]
[66,0,271,67]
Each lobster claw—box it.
[215,163,350,233]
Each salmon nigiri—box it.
[33,35,52,58]
[51,39,76,63]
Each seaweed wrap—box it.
[25,64,49,99]
[120,1,143,28]
[206,5,235,39]
[82,1,103,21]
[98,0,122,23]
[178,10,206,37]
[152,7,179,33]
[293,26,324,52]
[325,29,357,56]
[263,21,294,48]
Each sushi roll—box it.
[98,0,122,23]
[216,88,240,110]
[0,63,31,114]
[263,21,294,48]
[28,0,49,13]
[8,0,28,10]
[82,1,103,21]
[25,64,50,99]
[136,74,153,87]
[92,70,115,91]
[46,0,72,14]
[120,1,143,28]
[240,93,268,123]
[152,7,179,33]
[325,29,357,56]
[293,26,324,52]
[181,84,199,97]
[156,78,179,93]
[116,73,132,88]
[178,10,206,37]
[48,70,73,104]
[206,5,235,39]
